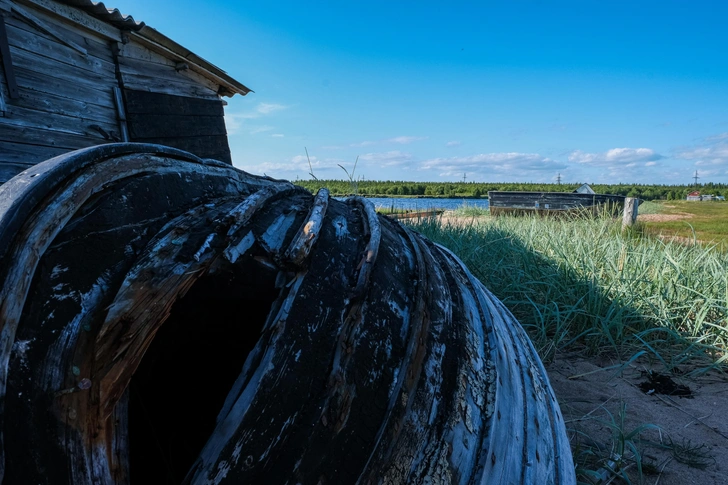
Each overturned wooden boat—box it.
[489,184,625,216]
[0,144,574,484]
[385,209,445,220]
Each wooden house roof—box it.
[57,0,145,30]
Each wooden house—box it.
[0,0,250,183]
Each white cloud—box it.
[271,133,285,138]
[569,148,663,166]
[421,152,566,177]
[388,136,427,144]
[230,103,289,122]
[347,136,427,147]
[256,103,287,115]
[243,154,346,178]
[350,140,376,147]
[446,141,461,147]
[705,132,728,142]
[359,151,413,167]
[645,161,657,167]
[250,125,275,134]
[224,114,244,135]
[675,133,728,166]
[694,168,723,177]
[225,103,288,135]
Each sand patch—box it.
[548,355,728,484]
[638,213,693,222]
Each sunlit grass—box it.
[409,214,728,370]
[640,200,728,247]
[451,202,490,217]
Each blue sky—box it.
[112,0,728,184]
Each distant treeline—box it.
[295,180,728,200]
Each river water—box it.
[332,197,491,211]
[360,197,490,211]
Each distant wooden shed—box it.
[686,191,701,201]
[0,0,250,183]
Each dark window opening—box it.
[128,268,279,483]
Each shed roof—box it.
[574,183,596,195]
[55,0,251,97]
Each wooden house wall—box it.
[0,0,235,183]
[117,41,232,164]
[123,89,232,163]
[0,0,121,182]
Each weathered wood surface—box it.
[622,196,639,230]
[123,88,225,117]
[0,0,243,180]
[0,144,575,484]
[489,190,625,216]
[0,0,120,182]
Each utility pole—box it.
[556,173,562,185]
[693,170,699,186]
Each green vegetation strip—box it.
[409,214,728,370]
[297,179,728,200]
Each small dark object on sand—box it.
[639,371,693,398]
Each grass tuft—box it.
[409,213,727,368]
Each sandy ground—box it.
[548,355,728,484]
[435,214,489,227]
[638,213,693,223]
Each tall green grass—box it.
[451,202,490,217]
[410,214,728,369]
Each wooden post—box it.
[622,197,638,230]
